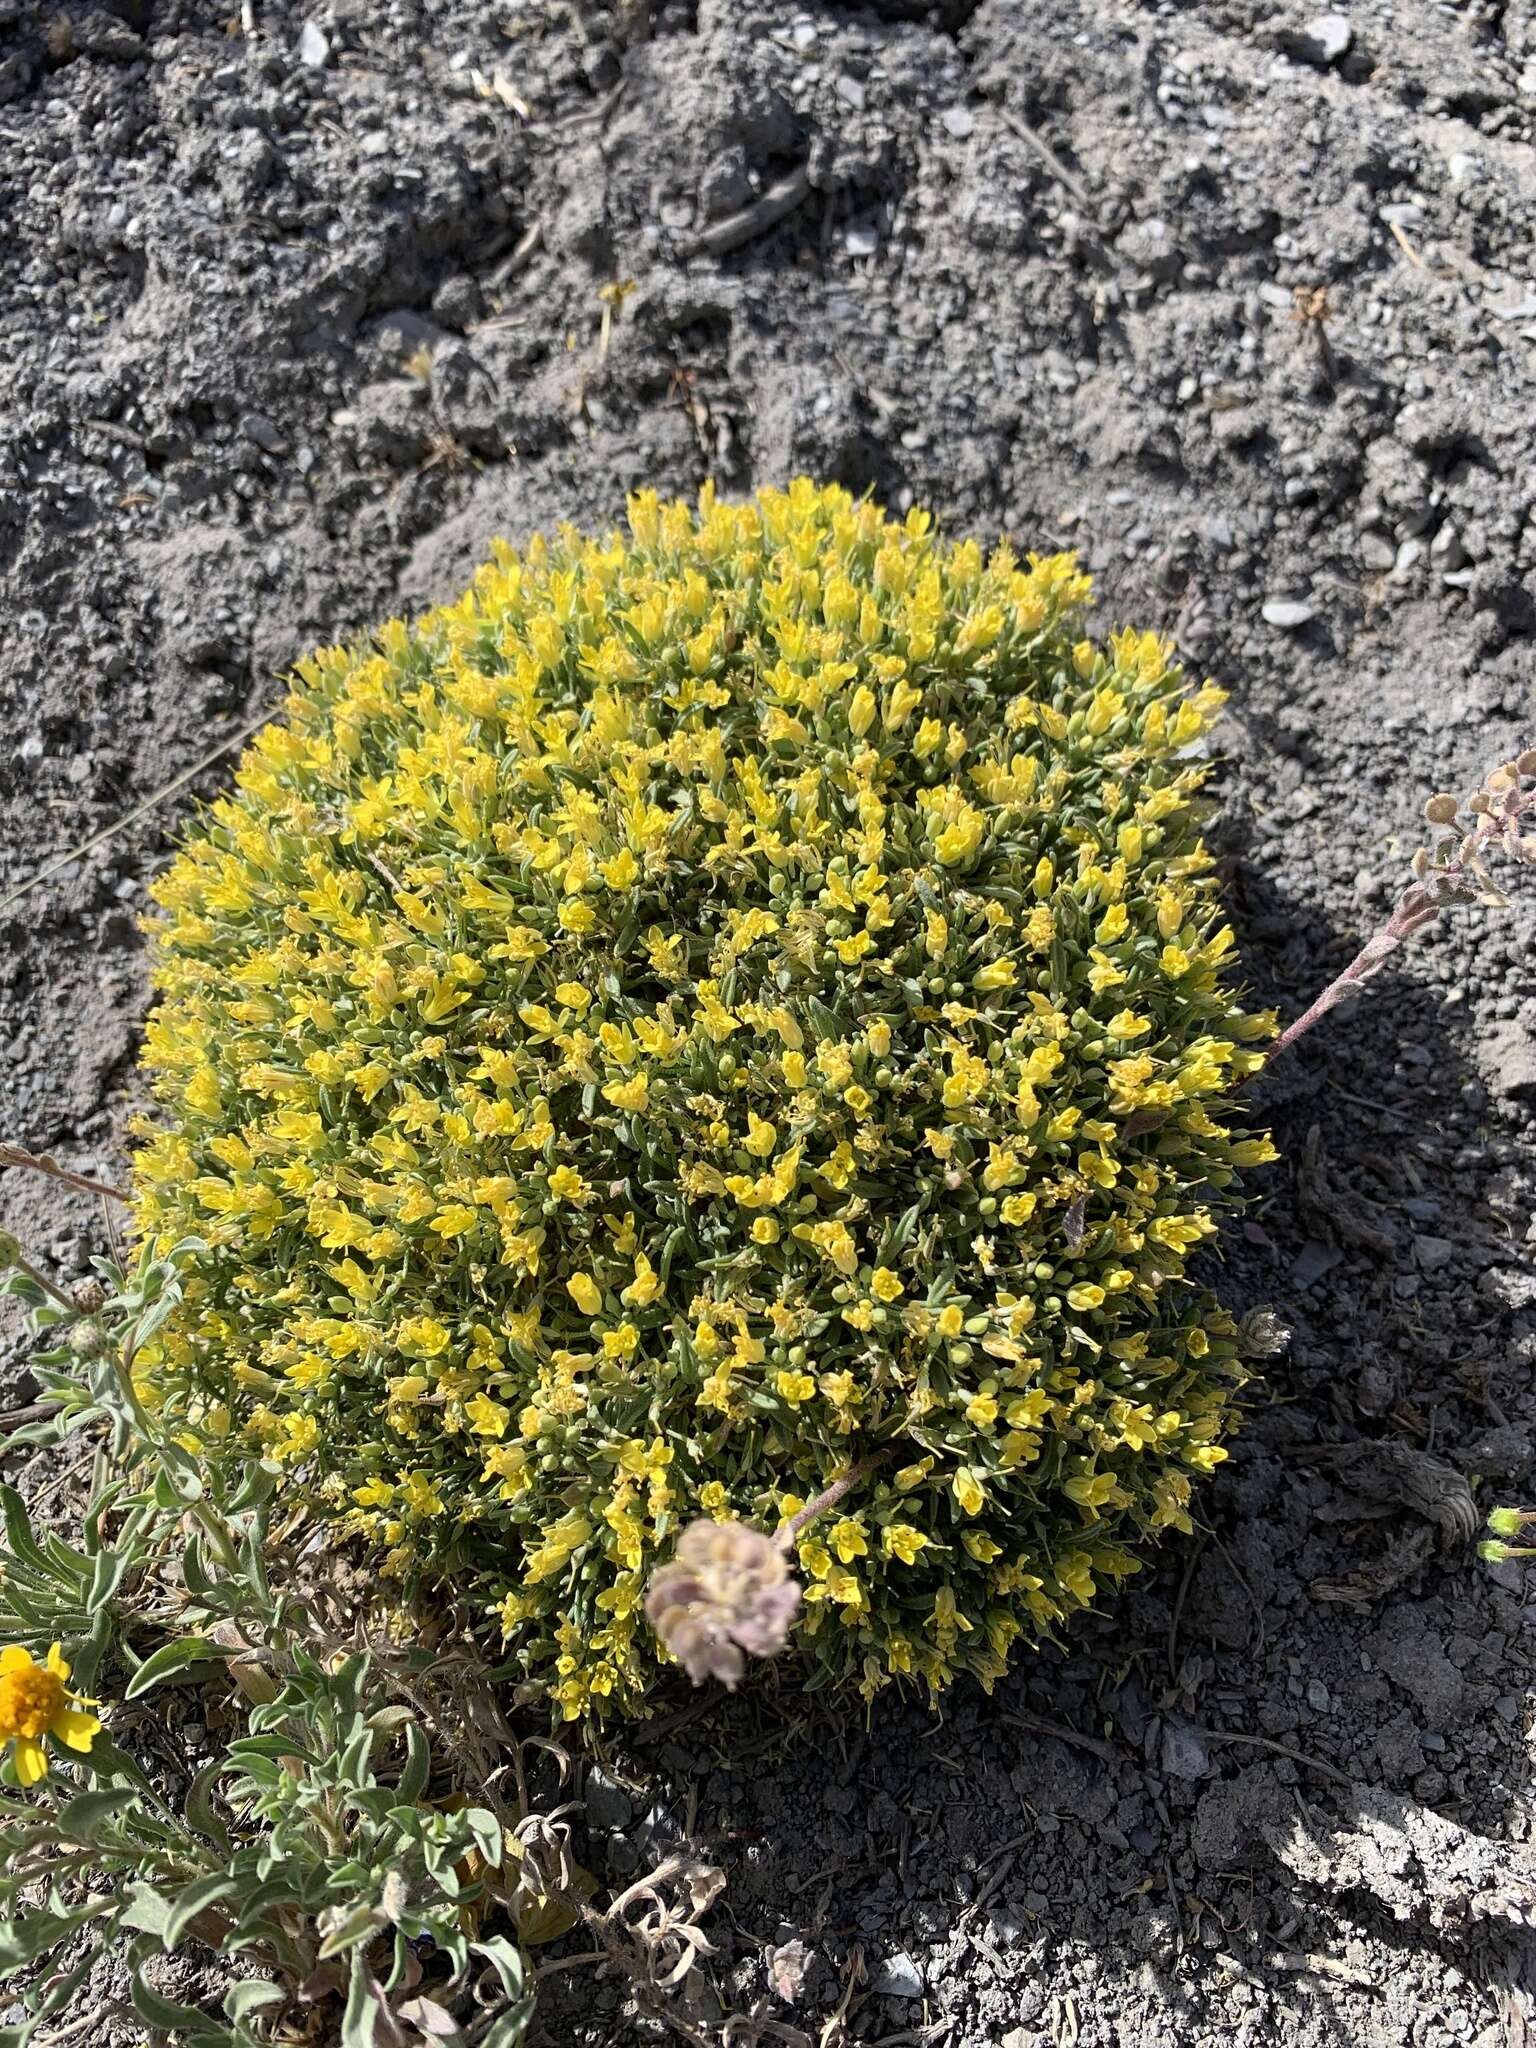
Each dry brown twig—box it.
[0,1142,129,1205]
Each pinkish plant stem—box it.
[1265,769,1533,1067]
[1264,891,1440,1063]
[778,1453,888,1550]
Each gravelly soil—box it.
[3,0,1536,2044]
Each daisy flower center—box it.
[0,1664,65,1741]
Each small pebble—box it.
[1302,12,1353,64]
[1261,598,1316,629]
[297,19,330,67]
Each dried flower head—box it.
[644,1520,802,1688]
[1237,1307,1291,1360]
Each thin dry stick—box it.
[995,104,1094,213]
[1001,1707,1120,1766]
[0,702,276,915]
[1184,1725,1356,1789]
[0,1144,129,1205]
[684,165,812,260]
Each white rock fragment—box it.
[1301,12,1352,64]
[297,20,330,67]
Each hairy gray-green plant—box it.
[0,1235,535,2048]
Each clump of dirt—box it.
[3,1,1535,2044]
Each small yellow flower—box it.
[603,1074,650,1113]
[0,1645,100,1786]
[881,1523,927,1564]
[953,1469,985,1516]
[828,1516,868,1563]
[744,1112,778,1159]
[431,1203,477,1239]
[567,1273,603,1317]
[775,1370,816,1406]
[465,1392,510,1438]
[870,1267,904,1303]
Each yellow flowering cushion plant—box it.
[133,478,1277,1718]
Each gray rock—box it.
[872,1951,924,1999]
[241,413,287,455]
[1261,597,1316,629]
[1292,1240,1344,1287]
[1482,1018,1536,1100]
[297,20,330,68]
[368,308,445,360]
[1414,1234,1456,1272]
[1430,524,1466,571]
[942,106,976,139]
[699,146,753,220]
[1160,1719,1214,1782]
[1395,537,1425,575]
[584,1764,634,1831]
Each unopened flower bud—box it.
[1423,794,1459,826]
[73,1280,107,1315]
[645,1519,802,1688]
[1487,1506,1527,1538]
[67,1318,109,1360]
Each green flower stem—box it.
[8,1250,81,1316]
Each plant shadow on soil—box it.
[551,843,1536,2045]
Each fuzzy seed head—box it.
[645,1520,802,1687]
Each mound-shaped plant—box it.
[133,479,1276,1718]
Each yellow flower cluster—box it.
[133,479,1276,1717]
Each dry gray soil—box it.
[3,0,1536,2044]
